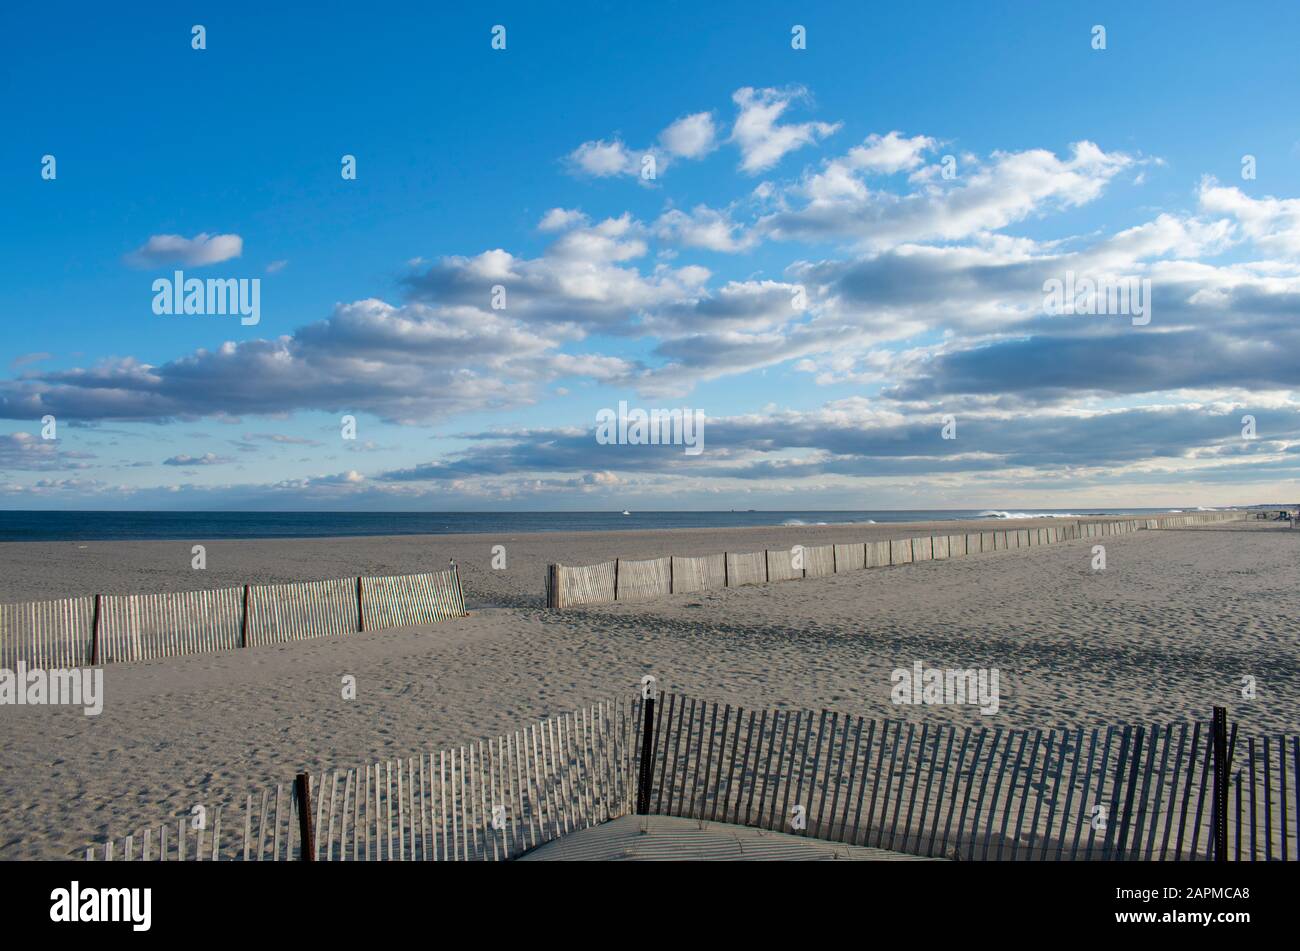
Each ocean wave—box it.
[977,510,1081,520]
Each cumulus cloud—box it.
[761,140,1133,247]
[1198,178,1300,258]
[404,214,708,334]
[125,233,243,268]
[729,87,840,173]
[659,111,717,158]
[538,208,589,232]
[654,205,756,252]
[569,111,718,182]
[569,138,641,178]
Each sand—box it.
[518,814,938,860]
[1,517,1296,859]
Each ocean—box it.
[0,508,1202,543]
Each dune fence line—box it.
[84,691,1292,862]
[0,566,466,670]
[545,511,1246,610]
[633,694,1293,862]
[85,698,637,862]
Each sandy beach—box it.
[1,516,1297,859]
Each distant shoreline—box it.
[0,507,1224,544]
[0,511,1233,604]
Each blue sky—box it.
[4,1,1300,509]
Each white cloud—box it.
[762,140,1134,247]
[569,139,642,177]
[125,233,243,268]
[660,111,717,158]
[729,86,840,174]
[538,208,589,232]
[405,214,709,334]
[1199,178,1300,257]
[654,205,756,252]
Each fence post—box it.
[356,576,365,632]
[636,693,657,815]
[1212,706,1228,862]
[545,564,558,609]
[90,593,102,665]
[614,559,621,602]
[449,560,465,616]
[240,584,250,648]
[295,772,315,861]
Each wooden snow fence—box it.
[541,511,1248,611]
[670,553,726,594]
[765,548,803,583]
[86,697,638,862]
[803,545,836,578]
[615,557,672,603]
[2,566,467,669]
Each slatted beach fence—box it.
[544,511,1247,610]
[545,561,617,609]
[833,543,865,572]
[98,587,243,663]
[633,694,1297,862]
[615,556,672,603]
[803,544,836,578]
[725,551,766,587]
[87,697,638,861]
[83,688,1292,862]
[3,565,467,670]
[670,553,726,594]
[865,539,891,567]
[766,547,802,582]
[246,577,358,646]
[360,568,466,630]
[0,596,94,669]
